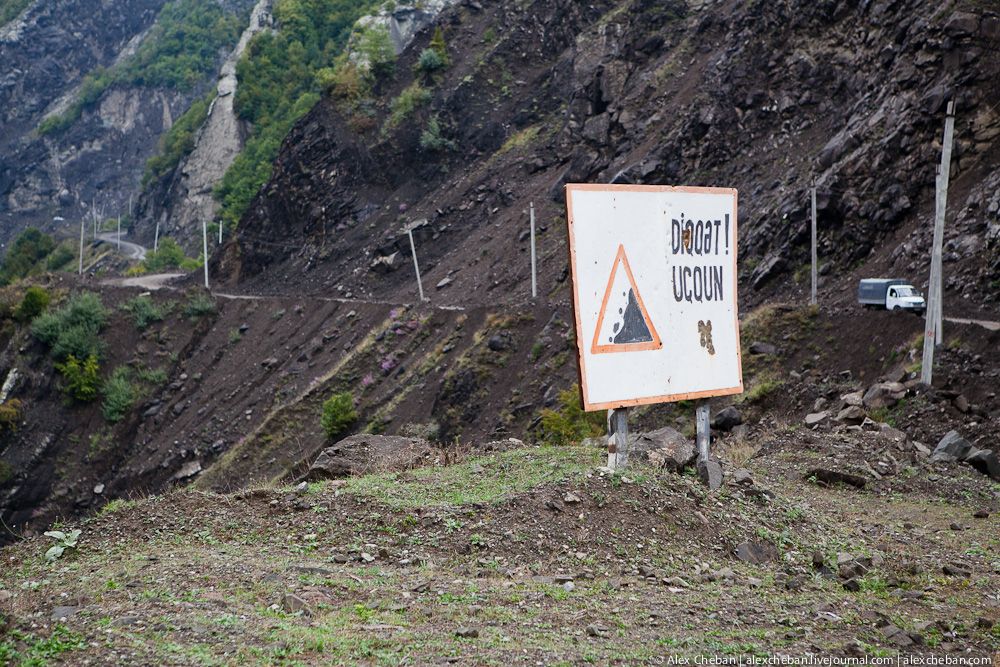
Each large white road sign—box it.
[566,184,743,411]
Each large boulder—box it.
[304,435,433,481]
[930,431,973,463]
[964,449,1000,481]
[805,411,830,427]
[635,427,695,471]
[862,382,907,409]
[835,405,866,425]
[711,406,742,432]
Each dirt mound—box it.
[1,439,996,663]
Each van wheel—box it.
[892,306,900,311]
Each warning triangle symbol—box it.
[591,244,662,354]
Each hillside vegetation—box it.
[37,0,246,136]
[214,0,382,229]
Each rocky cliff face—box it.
[0,0,253,248]
[139,0,273,249]
[223,0,1000,312]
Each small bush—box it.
[537,385,605,446]
[184,292,216,319]
[355,24,396,80]
[417,48,445,74]
[419,115,454,152]
[0,459,12,485]
[137,367,167,385]
[15,286,51,321]
[102,366,136,423]
[0,228,55,285]
[0,398,23,433]
[142,238,187,272]
[120,296,167,329]
[46,243,76,271]
[56,354,101,402]
[31,292,108,361]
[386,83,431,132]
[321,391,357,440]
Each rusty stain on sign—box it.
[698,319,715,355]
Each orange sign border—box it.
[590,244,662,354]
[565,183,744,412]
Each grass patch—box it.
[536,384,605,446]
[343,446,600,508]
[384,82,431,133]
[497,125,540,156]
[183,292,216,319]
[120,295,171,329]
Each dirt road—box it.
[95,232,147,261]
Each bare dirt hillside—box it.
[221,0,1000,317]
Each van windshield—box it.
[895,286,918,297]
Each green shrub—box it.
[120,296,168,329]
[429,27,449,64]
[355,24,396,79]
[0,228,55,285]
[45,243,76,271]
[136,367,168,385]
[321,391,357,440]
[537,385,605,446]
[31,292,108,361]
[386,83,431,132]
[0,459,12,485]
[143,238,187,272]
[419,115,453,151]
[15,286,51,321]
[0,398,23,433]
[183,292,216,319]
[56,354,101,402]
[417,48,445,74]
[101,366,136,423]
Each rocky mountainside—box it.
[0,0,254,248]
[2,0,1000,556]
[222,0,1000,314]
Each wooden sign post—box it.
[565,184,742,486]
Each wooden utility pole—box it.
[529,202,537,299]
[921,101,955,385]
[117,214,121,250]
[607,408,628,469]
[78,217,85,275]
[202,219,210,289]
[810,183,817,306]
[406,227,425,302]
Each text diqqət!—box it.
[670,213,731,304]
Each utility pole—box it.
[218,221,223,245]
[921,100,955,385]
[607,408,628,469]
[117,214,121,250]
[529,202,537,299]
[202,219,210,289]
[810,182,817,306]
[154,220,159,253]
[78,217,85,275]
[406,226,425,302]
